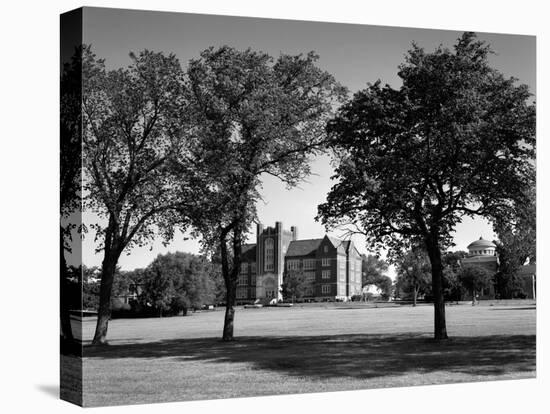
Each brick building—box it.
[237,222,363,303]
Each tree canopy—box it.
[317,32,535,339]
[458,265,493,305]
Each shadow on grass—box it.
[83,333,535,380]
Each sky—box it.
[77,7,536,274]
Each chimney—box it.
[290,226,298,241]
[257,223,264,237]
[275,221,282,233]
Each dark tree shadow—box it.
[83,333,535,380]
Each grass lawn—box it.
[67,302,536,407]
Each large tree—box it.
[171,46,346,341]
[60,47,84,342]
[82,48,192,344]
[317,32,535,339]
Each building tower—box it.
[255,222,294,301]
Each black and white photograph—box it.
[2,1,547,413]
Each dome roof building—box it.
[466,237,496,257]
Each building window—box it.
[240,263,248,274]
[322,270,331,279]
[305,286,314,296]
[305,271,315,281]
[322,284,331,294]
[265,238,274,271]
[251,262,257,274]
[238,275,248,286]
[321,257,330,267]
[251,275,256,286]
[339,270,345,281]
[237,287,247,299]
[323,245,328,253]
[303,259,315,270]
[287,259,300,270]
[339,258,346,270]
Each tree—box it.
[82,48,191,344]
[361,254,388,285]
[82,266,101,310]
[395,248,431,306]
[376,275,393,301]
[60,47,85,342]
[141,252,219,316]
[282,270,309,303]
[361,254,392,300]
[442,251,468,302]
[171,46,346,341]
[493,187,535,298]
[458,265,493,305]
[317,32,535,339]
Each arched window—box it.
[264,238,274,271]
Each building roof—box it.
[286,239,323,257]
[467,237,496,250]
[326,236,348,254]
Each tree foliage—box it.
[317,32,535,339]
[361,254,388,285]
[493,187,535,298]
[361,255,392,299]
[282,269,309,302]
[395,248,431,305]
[458,265,493,304]
[441,251,468,302]
[141,252,220,316]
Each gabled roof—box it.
[286,239,323,257]
[325,235,347,254]
[241,243,256,261]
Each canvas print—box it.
[60,6,536,407]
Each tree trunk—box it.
[92,247,120,345]
[413,286,418,307]
[223,281,236,341]
[472,289,477,306]
[425,236,448,340]
[60,229,74,342]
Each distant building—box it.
[460,237,498,298]
[238,222,363,303]
[459,236,536,300]
[461,237,499,272]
